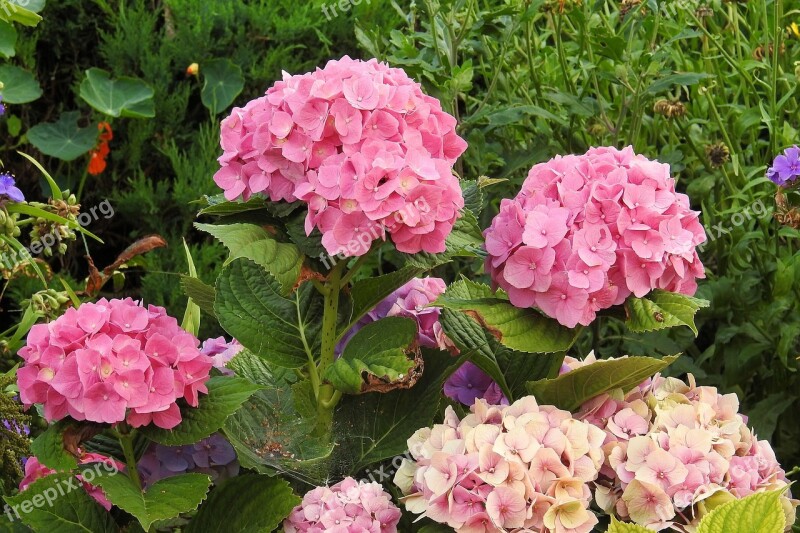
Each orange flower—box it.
[186,63,199,76]
[88,149,107,175]
[87,122,113,176]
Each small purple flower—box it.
[0,94,5,116]
[3,419,30,435]
[200,337,242,374]
[191,433,236,468]
[0,173,24,203]
[767,145,800,186]
[444,362,508,406]
[155,445,195,473]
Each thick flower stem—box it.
[116,429,143,491]
[315,260,346,429]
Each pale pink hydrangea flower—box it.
[17,298,213,430]
[395,397,606,532]
[484,146,706,327]
[214,56,467,257]
[284,477,401,532]
[560,354,796,531]
[20,452,124,510]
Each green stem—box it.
[117,429,143,491]
[316,260,346,422]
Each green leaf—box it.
[86,472,211,531]
[342,266,423,338]
[461,180,484,215]
[140,376,261,446]
[185,475,299,533]
[215,259,323,368]
[197,195,269,216]
[196,222,302,294]
[26,112,97,161]
[606,517,652,533]
[526,355,679,411]
[224,350,333,483]
[181,239,201,336]
[0,1,42,26]
[0,65,41,104]
[0,20,17,58]
[324,317,417,394]
[3,473,119,533]
[201,59,244,116]
[180,276,216,318]
[30,421,77,472]
[78,68,155,118]
[646,72,712,95]
[333,349,453,474]
[625,289,710,336]
[696,489,786,533]
[434,280,579,354]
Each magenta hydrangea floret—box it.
[484,146,707,327]
[213,56,467,257]
[284,476,402,532]
[17,298,214,430]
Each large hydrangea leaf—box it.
[696,490,786,533]
[526,355,679,411]
[625,289,709,336]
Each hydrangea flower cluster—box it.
[137,433,239,487]
[562,354,795,531]
[484,146,706,327]
[443,362,507,407]
[20,452,123,510]
[17,298,213,430]
[767,145,800,186]
[395,398,606,532]
[284,476,402,532]
[338,277,451,354]
[213,56,467,257]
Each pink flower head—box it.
[485,147,706,327]
[18,298,213,430]
[284,477,401,532]
[214,57,467,257]
[396,397,605,531]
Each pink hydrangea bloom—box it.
[17,298,213,430]
[395,397,606,532]
[561,354,796,531]
[20,452,124,510]
[284,476,401,532]
[213,56,467,257]
[484,146,706,327]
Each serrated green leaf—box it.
[196,222,302,294]
[606,516,652,533]
[342,266,423,338]
[86,472,211,531]
[79,68,154,118]
[26,112,97,161]
[461,180,484,215]
[215,259,322,368]
[434,280,579,354]
[0,65,41,104]
[185,475,298,533]
[625,289,710,336]
[180,276,216,318]
[696,489,786,533]
[201,59,244,116]
[3,473,118,533]
[30,420,77,472]
[324,317,417,394]
[526,355,679,411]
[140,376,261,446]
